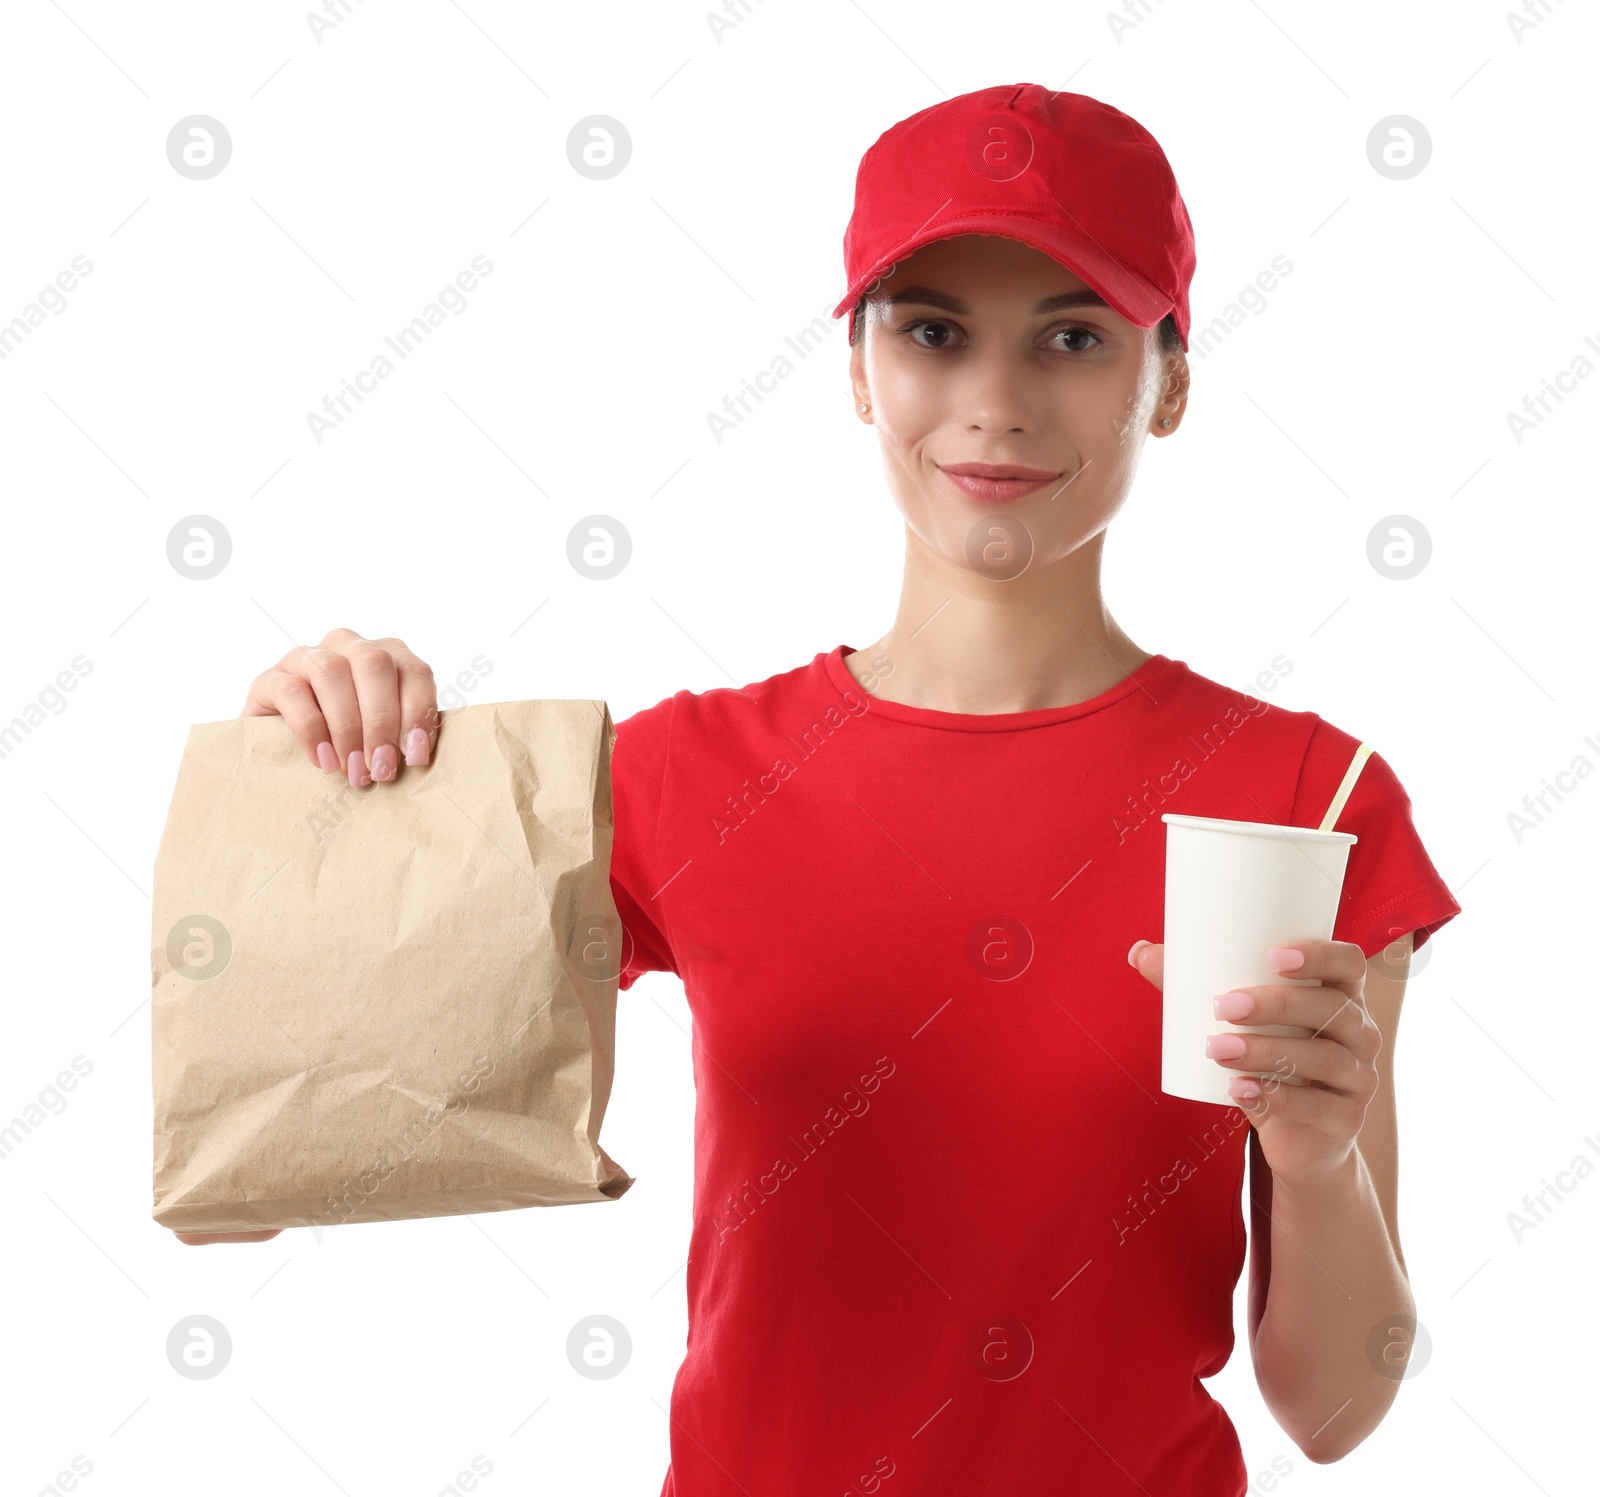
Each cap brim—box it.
[832,214,1173,335]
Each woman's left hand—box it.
[1127,938,1382,1192]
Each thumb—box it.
[1127,939,1164,992]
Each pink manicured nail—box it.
[1206,1033,1247,1059]
[1267,947,1305,973]
[347,748,371,786]
[1213,991,1254,1021]
[316,741,339,774]
[404,727,430,767]
[370,744,397,782]
[1127,940,1150,967]
[1230,1077,1262,1099]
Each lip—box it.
[937,461,1062,504]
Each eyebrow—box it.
[883,286,1110,315]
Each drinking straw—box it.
[1318,742,1374,833]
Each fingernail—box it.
[1206,1033,1248,1059]
[404,727,430,767]
[316,741,339,774]
[1230,1077,1262,1099]
[347,748,371,787]
[1127,940,1150,968]
[370,744,397,782]
[1267,947,1305,973]
[1213,990,1254,1021]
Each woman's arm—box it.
[1246,931,1415,1461]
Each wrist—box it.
[1271,1148,1364,1220]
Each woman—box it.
[182,85,1460,1495]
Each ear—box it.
[849,330,872,420]
[1153,348,1190,436]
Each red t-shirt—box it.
[608,646,1460,1496]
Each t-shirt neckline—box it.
[822,644,1177,732]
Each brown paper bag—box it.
[151,698,632,1233]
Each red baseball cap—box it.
[831,83,1196,350]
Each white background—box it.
[1,1,1594,1494]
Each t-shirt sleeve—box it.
[609,693,681,991]
[1289,717,1462,961]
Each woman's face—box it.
[848,233,1188,579]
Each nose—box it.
[959,349,1035,435]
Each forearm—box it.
[1250,1146,1414,1462]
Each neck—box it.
[844,527,1152,714]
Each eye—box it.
[1047,325,1103,354]
[902,318,963,349]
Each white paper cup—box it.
[1159,813,1357,1106]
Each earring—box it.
[1160,418,1172,428]
[858,403,869,413]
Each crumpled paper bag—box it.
[151,698,632,1233]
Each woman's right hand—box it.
[239,626,441,785]
[174,628,441,1247]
